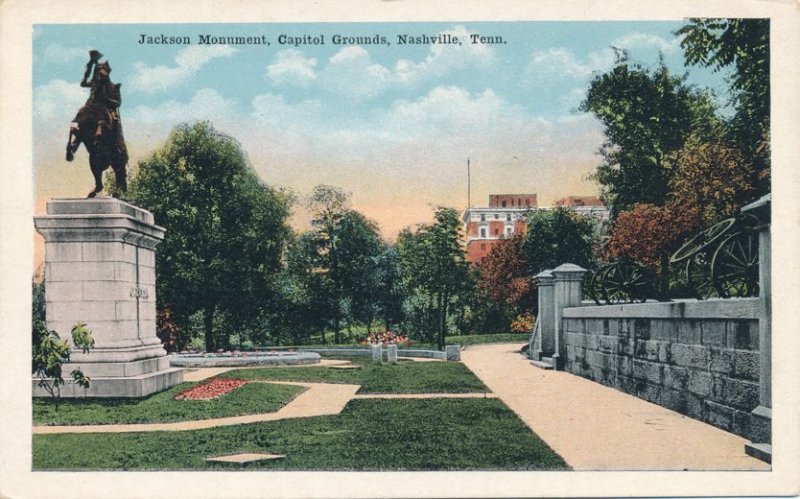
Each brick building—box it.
[464,194,536,264]
[554,195,610,221]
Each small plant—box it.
[33,321,95,404]
[510,313,535,334]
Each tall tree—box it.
[477,234,535,319]
[580,56,717,215]
[398,207,469,349]
[303,185,384,342]
[127,122,292,352]
[676,18,770,190]
[523,207,596,277]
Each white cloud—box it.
[527,47,615,80]
[33,79,88,122]
[266,49,318,86]
[40,43,90,66]
[316,25,497,101]
[127,88,238,131]
[611,32,679,53]
[251,92,323,128]
[129,45,238,93]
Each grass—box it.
[218,357,488,394]
[33,381,304,426]
[33,398,569,470]
[445,333,529,345]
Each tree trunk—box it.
[437,292,445,350]
[204,306,216,352]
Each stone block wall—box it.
[561,299,762,440]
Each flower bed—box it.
[174,379,249,401]
[361,330,409,346]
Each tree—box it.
[676,18,770,190]
[604,203,700,272]
[523,207,596,276]
[398,207,469,349]
[477,234,535,322]
[668,135,757,226]
[580,56,718,215]
[373,245,406,330]
[302,185,384,343]
[127,122,293,352]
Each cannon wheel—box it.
[684,252,717,300]
[670,217,735,264]
[711,231,759,298]
[601,261,651,303]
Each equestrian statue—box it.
[66,50,129,198]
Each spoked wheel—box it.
[684,252,717,299]
[671,218,735,264]
[712,231,759,298]
[602,261,653,303]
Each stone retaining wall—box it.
[561,298,765,440]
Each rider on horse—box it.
[67,50,126,161]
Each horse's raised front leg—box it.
[66,125,80,162]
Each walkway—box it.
[33,381,359,435]
[460,343,769,471]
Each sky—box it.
[32,21,731,250]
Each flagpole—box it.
[467,157,471,209]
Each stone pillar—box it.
[33,198,182,397]
[386,344,398,364]
[533,270,555,361]
[743,194,771,463]
[445,345,460,361]
[551,263,587,370]
[371,344,382,362]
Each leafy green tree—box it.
[300,185,385,342]
[676,18,770,190]
[580,56,718,215]
[398,207,469,349]
[127,122,293,352]
[523,207,596,276]
[373,245,406,330]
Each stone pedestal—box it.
[386,344,398,364]
[33,198,183,397]
[371,344,382,362]
[742,194,771,463]
[533,270,555,361]
[551,263,587,370]
[445,345,460,361]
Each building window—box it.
[506,213,511,221]
[494,228,499,235]
[480,227,487,238]
[502,201,507,207]
[480,243,486,250]
[494,213,499,220]
[480,213,485,222]
[505,225,513,236]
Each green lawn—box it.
[33,398,569,471]
[33,381,304,426]
[218,357,488,394]
[445,333,529,345]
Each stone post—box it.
[533,270,555,361]
[551,263,587,370]
[33,198,182,397]
[371,343,382,362]
[742,194,771,463]
[445,345,460,361]
[386,344,398,364]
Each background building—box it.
[553,195,610,221]
[464,194,537,264]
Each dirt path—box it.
[460,343,769,471]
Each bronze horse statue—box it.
[65,51,128,198]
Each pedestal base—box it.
[33,367,183,398]
[744,405,772,463]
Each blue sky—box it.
[33,21,731,237]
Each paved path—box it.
[182,359,355,382]
[33,381,359,435]
[460,343,769,471]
